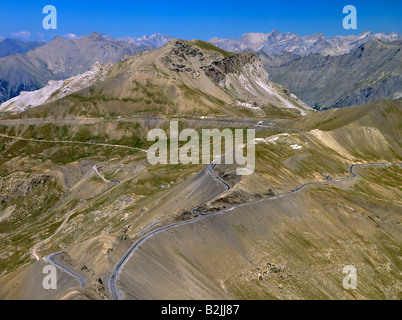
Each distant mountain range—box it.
[0,38,46,58]
[119,33,172,48]
[0,32,170,103]
[210,30,401,56]
[258,40,402,109]
[1,30,401,110]
[210,30,402,109]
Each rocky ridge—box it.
[210,30,401,56]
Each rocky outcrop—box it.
[0,195,8,203]
[11,175,52,196]
[161,40,204,73]
[162,40,311,115]
[202,53,260,84]
[172,210,199,222]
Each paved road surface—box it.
[43,252,88,287]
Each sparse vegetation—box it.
[190,40,232,57]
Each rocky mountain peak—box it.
[84,32,105,41]
[210,30,402,56]
[119,33,172,48]
[52,35,69,42]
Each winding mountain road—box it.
[0,133,148,153]
[107,160,230,300]
[31,210,76,261]
[107,161,401,300]
[43,252,88,287]
[108,162,402,300]
[5,126,399,298]
[31,165,119,261]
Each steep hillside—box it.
[0,99,399,300]
[260,40,402,109]
[0,62,113,113]
[113,99,402,300]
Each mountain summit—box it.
[210,30,402,56]
[120,33,172,48]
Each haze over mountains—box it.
[0,38,46,58]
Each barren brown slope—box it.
[118,167,402,299]
[1,100,400,300]
[0,131,229,299]
[114,100,402,299]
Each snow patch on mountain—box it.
[210,30,402,56]
[255,79,307,115]
[0,80,63,112]
[0,61,113,113]
[119,33,172,48]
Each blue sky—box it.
[0,0,401,41]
